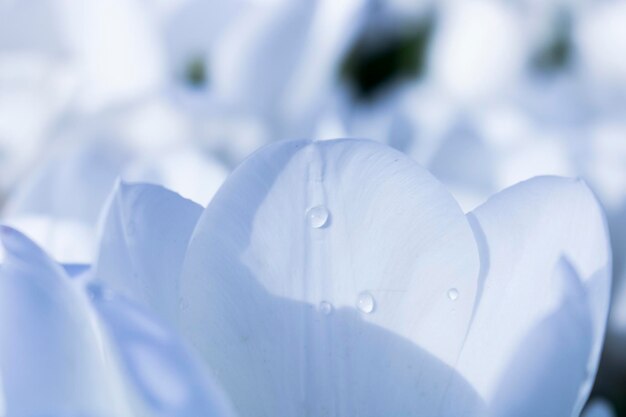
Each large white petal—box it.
[450,177,611,416]
[94,182,202,326]
[180,139,480,416]
[0,226,131,416]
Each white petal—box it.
[427,0,528,102]
[88,284,236,417]
[0,226,131,416]
[53,0,164,109]
[94,182,202,326]
[576,1,626,94]
[211,0,367,133]
[451,177,611,416]
[485,258,592,417]
[180,139,480,416]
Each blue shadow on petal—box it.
[89,286,236,417]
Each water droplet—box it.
[179,297,189,311]
[319,301,333,315]
[306,205,330,228]
[357,291,375,314]
[447,288,459,301]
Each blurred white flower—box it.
[0,0,370,205]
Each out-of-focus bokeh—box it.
[1,0,625,414]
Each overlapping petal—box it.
[0,226,233,417]
[0,226,131,416]
[94,182,202,325]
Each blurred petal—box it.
[0,226,131,416]
[180,139,481,416]
[212,0,368,133]
[4,138,128,226]
[123,146,229,206]
[54,0,164,109]
[576,1,626,96]
[89,284,236,417]
[428,0,527,102]
[2,139,127,262]
[94,182,202,326]
[2,215,96,264]
[449,177,611,416]
[582,398,617,417]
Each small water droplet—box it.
[319,301,333,315]
[179,297,189,311]
[306,205,330,228]
[447,288,459,301]
[357,291,375,314]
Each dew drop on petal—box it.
[447,288,459,301]
[357,291,375,314]
[306,205,330,228]
[319,301,333,315]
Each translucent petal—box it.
[0,226,130,416]
[450,177,611,416]
[94,182,202,326]
[180,139,481,416]
[89,284,236,417]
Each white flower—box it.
[1,139,607,416]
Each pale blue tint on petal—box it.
[448,177,611,416]
[0,226,131,417]
[62,263,91,278]
[180,139,481,416]
[487,258,592,417]
[89,285,236,417]
[94,182,202,326]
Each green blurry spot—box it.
[186,57,207,88]
[532,14,572,73]
[341,15,435,102]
